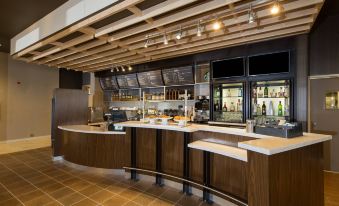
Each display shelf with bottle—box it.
[212,83,244,123]
[141,87,165,101]
[251,80,291,124]
[119,89,141,101]
[165,85,195,101]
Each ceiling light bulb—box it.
[271,1,280,15]
[163,33,168,45]
[116,67,119,72]
[144,36,149,48]
[128,65,132,71]
[197,21,202,37]
[213,21,221,30]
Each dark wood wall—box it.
[59,68,83,89]
[310,0,339,76]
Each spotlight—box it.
[213,20,222,30]
[248,4,257,24]
[197,20,202,37]
[116,67,119,72]
[121,66,125,72]
[111,69,114,73]
[144,35,150,48]
[176,26,183,40]
[163,33,168,45]
[271,0,281,15]
[128,65,132,71]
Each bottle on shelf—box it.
[237,99,243,112]
[223,102,227,111]
[279,87,283,97]
[278,101,283,116]
[258,87,263,98]
[227,89,232,97]
[284,99,290,116]
[264,86,269,98]
[253,101,257,115]
[270,89,276,98]
[230,102,235,112]
[257,104,262,115]
[238,88,243,97]
[262,101,266,116]
[215,100,220,111]
[253,87,257,98]
[284,86,289,98]
[268,101,274,116]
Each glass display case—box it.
[212,83,244,123]
[251,80,291,124]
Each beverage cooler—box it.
[212,82,244,123]
[250,79,291,124]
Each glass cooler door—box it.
[212,83,244,123]
[251,80,291,124]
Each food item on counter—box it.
[174,116,190,121]
[147,115,157,119]
[158,115,171,119]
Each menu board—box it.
[162,66,194,85]
[116,73,139,88]
[99,76,119,90]
[137,70,164,87]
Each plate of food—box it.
[173,116,190,126]
[157,115,173,125]
[144,115,158,124]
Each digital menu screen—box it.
[137,70,164,87]
[116,73,139,88]
[99,76,119,90]
[162,66,194,85]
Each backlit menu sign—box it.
[137,70,164,87]
[99,76,119,90]
[116,73,139,88]
[162,66,194,85]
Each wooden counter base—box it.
[61,129,131,169]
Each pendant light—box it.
[144,35,150,48]
[128,65,133,71]
[176,26,183,40]
[271,0,281,15]
[197,20,202,37]
[248,4,257,24]
[163,32,168,45]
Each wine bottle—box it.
[278,101,283,116]
[264,86,268,98]
[258,87,263,98]
[230,102,235,112]
[262,101,266,116]
[223,102,227,111]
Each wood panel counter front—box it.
[58,123,332,206]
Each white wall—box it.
[4,56,59,140]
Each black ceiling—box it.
[0,0,68,53]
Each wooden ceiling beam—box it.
[13,0,144,58]
[95,0,199,38]
[127,5,143,16]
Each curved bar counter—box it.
[58,122,331,206]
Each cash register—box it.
[104,110,127,131]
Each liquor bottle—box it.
[257,104,261,115]
[284,86,289,98]
[278,101,283,116]
[258,87,263,97]
[238,88,243,97]
[270,89,276,98]
[262,101,266,116]
[227,89,232,97]
[253,88,257,98]
[284,99,290,116]
[264,86,269,98]
[268,101,274,116]
[230,102,235,112]
[279,87,283,97]
[237,99,243,112]
[223,102,227,111]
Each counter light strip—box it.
[123,166,248,206]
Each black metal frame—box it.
[130,128,137,180]
[203,151,213,203]
[183,132,191,195]
[155,129,163,186]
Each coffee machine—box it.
[194,96,210,124]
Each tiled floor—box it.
[0,136,50,155]
[0,147,219,206]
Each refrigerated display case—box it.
[251,80,291,125]
[212,83,244,123]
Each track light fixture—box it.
[144,35,150,48]
[248,4,257,24]
[176,26,183,40]
[128,65,132,71]
[116,67,119,72]
[163,32,168,45]
[197,20,202,37]
[120,66,125,72]
[271,0,281,15]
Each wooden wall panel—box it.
[210,153,248,202]
[161,130,184,177]
[248,143,324,206]
[135,128,156,170]
[62,130,131,169]
[51,89,88,156]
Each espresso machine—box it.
[194,96,210,124]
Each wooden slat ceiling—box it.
[11,0,325,72]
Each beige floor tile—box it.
[58,192,86,205]
[89,189,115,203]
[72,198,98,206]
[103,195,129,206]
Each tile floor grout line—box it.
[0,161,65,206]
[0,182,26,205]
[8,154,99,206]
